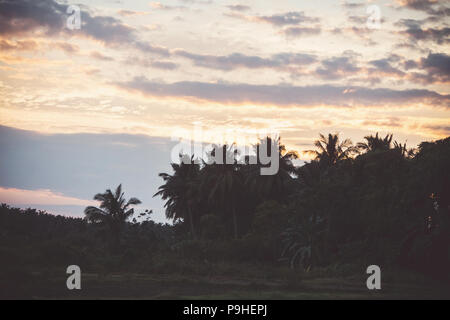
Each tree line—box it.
[82,132,449,276]
[1,132,448,282]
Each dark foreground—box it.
[3,270,449,300]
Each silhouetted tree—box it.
[84,184,141,248]
[245,137,299,202]
[154,154,201,238]
[202,144,242,239]
[306,133,356,166]
[357,132,393,153]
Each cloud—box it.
[420,53,450,79]
[408,53,450,84]
[396,0,450,17]
[226,4,251,12]
[149,60,179,70]
[90,51,114,61]
[348,15,367,25]
[397,0,449,15]
[282,26,321,38]
[225,10,319,27]
[342,1,365,9]
[150,2,187,10]
[362,117,403,128]
[331,26,379,46]
[396,0,437,10]
[123,56,178,69]
[403,59,419,70]
[117,9,149,17]
[114,77,450,108]
[180,0,212,3]
[255,11,320,26]
[79,13,136,44]
[0,187,96,206]
[0,0,135,43]
[422,124,450,135]
[400,25,450,44]
[133,42,170,56]
[0,0,66,36]
[368,56,405,77]
[0,39,38,51]
[179,0,213,4]
[50,42,79,54]
[395,18,422,29]
[173,49,316,71]
[334,52,449,84]
[224,10,321,39]
[395,18,449,45]
[315,56,361,80]
[0,0,168,55]
[84,67,100,76]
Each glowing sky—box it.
[0,0,449,220]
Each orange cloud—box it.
[0,187,96,206]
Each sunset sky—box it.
[0,0,449,222]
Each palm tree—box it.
[201,144,242,239]
[393,140,416,158]
[154,154,201,238]
[245,137,299,202]
[357,132,393,153]
[305,133,356,166]
[84,184,141,247]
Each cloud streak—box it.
[255,11,320,26]
[0,187,96,206]
[173,49,317,71]
[114,77,450,108]
[225,10,320,32]
[396,0,450,19]
[281,26,322,38]
[226,4,251,12]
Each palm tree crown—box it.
[201,144,242,239]
[357,133,393,152]
[154,154,201,236]
[306,133,356,166]
[84,184,141,226]
[245,137,298,202]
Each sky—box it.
[0,0,449,222]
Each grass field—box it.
[5,270,448,299]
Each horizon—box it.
[0,0,449,222]
[0,123,445,222]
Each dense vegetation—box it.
[1,133,449,298]
[152,133,449,275]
